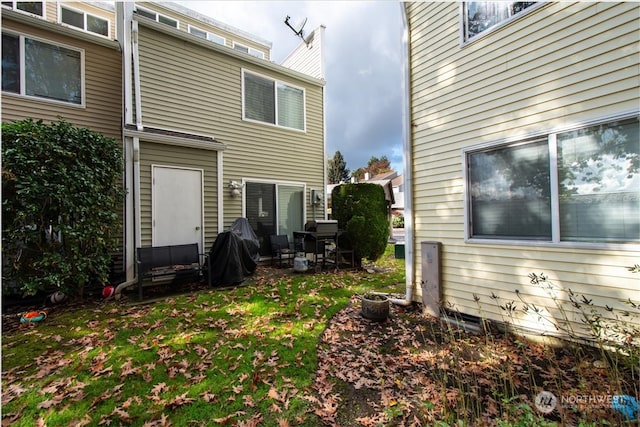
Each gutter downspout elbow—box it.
[390,3,414,307]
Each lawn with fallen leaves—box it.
[2,248,638,426]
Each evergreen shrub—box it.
[2,119,125,297]
[331,183,388,266]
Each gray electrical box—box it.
[420,241,441,317]
[310,189,323,206]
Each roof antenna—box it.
[284,15,309,47]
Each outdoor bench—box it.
[136,243,208,300]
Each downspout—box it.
[217,151,224,233]
[115,7,143,297]
[390,2,415,306]
[131,19,142,255]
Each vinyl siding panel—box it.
[136,26,325,229]
[138,142,219,249]
[406,2,640,339]
[1,18,122,140]
[281,27,325,80]
[137,1,271,61]
[1,12,125,279]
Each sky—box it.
[176,1,405,175]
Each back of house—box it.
[404,2,639,341]
[2,1,327,287]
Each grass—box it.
[2,247,638,426]
[2,246,405,426]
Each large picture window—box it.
[462,2,537,41]
[466,117,639,244]
[1,33,83,105]
[243,70,305,131]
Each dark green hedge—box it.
[2,119,125,297]
[331,183,388,265]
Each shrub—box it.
[392,215,404,228]
[331,183,388,266]
[2,118,125,297]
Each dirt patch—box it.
[310,297,637,426]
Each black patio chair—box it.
[270,234,296,268]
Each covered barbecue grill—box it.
[206,218,259,286]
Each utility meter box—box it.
[420,241,441,317]
[310,189,323,206]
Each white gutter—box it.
[390,3,415,307]
[217,151,224,233]
[115,5,143,298]
[132,20,143,133]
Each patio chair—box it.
[270,234,296,268]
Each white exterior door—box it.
[152,166,203,252]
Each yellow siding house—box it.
[402,2,639,341]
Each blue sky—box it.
[177,1,404,175]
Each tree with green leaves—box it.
[331,183,388,267]
[2,118,125,297]
[353,155,392,180]
[327,150,350,184]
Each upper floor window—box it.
[234,42,265,60]
[1,1,44,17]
[242,70,305,131]
[60,5,109,37]
[463,2,537,41]
[2,32,83,105]
[136,6,178,28]
[188,25,225,46]
[465,117,639,244]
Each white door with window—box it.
[152,166,203,252]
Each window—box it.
[207,33,226,46]
[2,32,83,105]
[243,70,305,131]
[188,25,225,46]
[2,1,44,17]
[136,7,178,28]
[463,2,537,41]
[233,42,265,59]
[466,117,639,244]
[60,5,109,37]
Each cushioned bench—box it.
[136,243,207,300]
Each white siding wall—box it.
[281,26,325,80]
[406,2,639,339]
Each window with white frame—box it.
[207,32,226,46]
[2,32,83,105]
[233,42,265,59]
[188,25,225,46]
[1,1,44,17]
[462,2,537,41]
[242,70,305,131]
[466,117,639,244]
[60,5,109,37]
[136,6,178,28]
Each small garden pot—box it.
[361,293,390,321]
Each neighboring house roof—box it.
[134,13,325,87]
[142,1,272,52]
